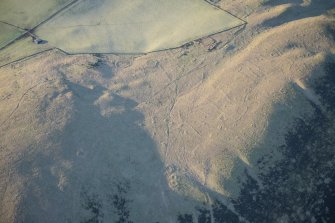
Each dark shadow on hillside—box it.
[13,76,168,223]
[262,0,335,28]
[2,59,250,223]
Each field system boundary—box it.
[204,0,248,24]
[0,49,55,69]
[0,0,248,69]
[0,23,247,69]
[0,0,80,51]
[0,22,30,51]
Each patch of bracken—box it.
[197,207,211,223]
[108,181,133,223]
[177,213,194,223]
[212,200,240,223]
[81,191,104,223]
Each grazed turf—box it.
[0,37,52,67]
[0,0,72,29]
[36,0,245,53]
[0,23,23,49]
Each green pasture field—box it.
[0,23,23,48]
[0,0,73,29]
[0,37,52,67]
[36,0,245,54]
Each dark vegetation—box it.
[314,62,335,111]
[109,182,133,223]
[177,214,194,223]
[197,208,211,223]
[81,181,133,223]
[87,54,104,68]
[81,190,104,223]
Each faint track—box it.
[164,83,178,161]
[0,81,45,129]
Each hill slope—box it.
[0,0,334,222]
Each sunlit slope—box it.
[36,0,244,53]
[0,0,72,29]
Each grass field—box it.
[0,23,23,49]
[0,0,72,29]
[36,0,245,53]
[0,37,52,67]
[0,0,72,50]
